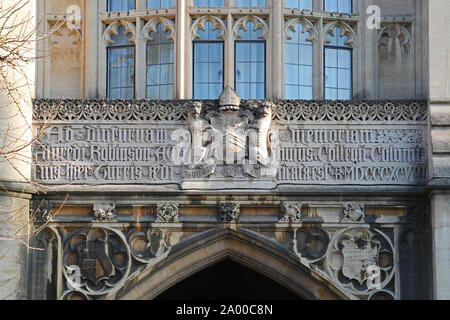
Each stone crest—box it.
[176,86,279,189]
[78,238,114,285]
[342,236,380,285]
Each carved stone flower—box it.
[156,203,180,223]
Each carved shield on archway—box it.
[342,237,379,285]
[77,238,114,286]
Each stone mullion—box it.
[136,18,146,99]
[225,14,234,88]
[271,0,283,98]
[316,18,324,100]
[136,0,146,11]
[177,0,187,99]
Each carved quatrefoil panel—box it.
[325,227,394,298]
[62,227,131,298]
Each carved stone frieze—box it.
[279,202,303,223]
[218,203,240,223]
[32,92,428,188]
[33,99,428,123]
[156,203,180,223]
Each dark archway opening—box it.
[155,259,302,300]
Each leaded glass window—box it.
[285,0,313,10]
[324,0,352,13]
[146,23,174,99]
[147,0,174,9]
[235,21,265,99]
[107,0,135,12]
[107,26,135,99]
[324,27,352,100]
[193,21,224,99]
[285,23,313,99]
[235,0,266,7]
[193,0,224,7]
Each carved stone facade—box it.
[1,0,447,301]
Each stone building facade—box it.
[0,0,449,300]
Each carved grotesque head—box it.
[259,101,274,117]
[191,101,203,118]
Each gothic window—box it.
[285,0,313,10]
[107,26,135,99]
[146,23,174,99]
[193,0,224,7]
[235,21,265,99]
[193,21,224,99]
[235,0,266,7]
[324,26,352,100]
[107,0,135,12]
[324,0,352,13]
[285,23,313,99]
[147,0,175,9]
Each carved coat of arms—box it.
[77,238,114,285]
[342,237,380,285]
[172,86,278,183]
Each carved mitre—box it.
[219,86,241,112]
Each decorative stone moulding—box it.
[33,99,428,123]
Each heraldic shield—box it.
[342,236,380,286]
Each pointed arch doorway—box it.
[155,259,301,300]
[114,228,352,300]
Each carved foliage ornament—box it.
[33,99,428,123]
[156,203,180,223]
[218,203,240,223]
[93,203,116,222]
[279,202,303,223]
[342,203,365,222]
